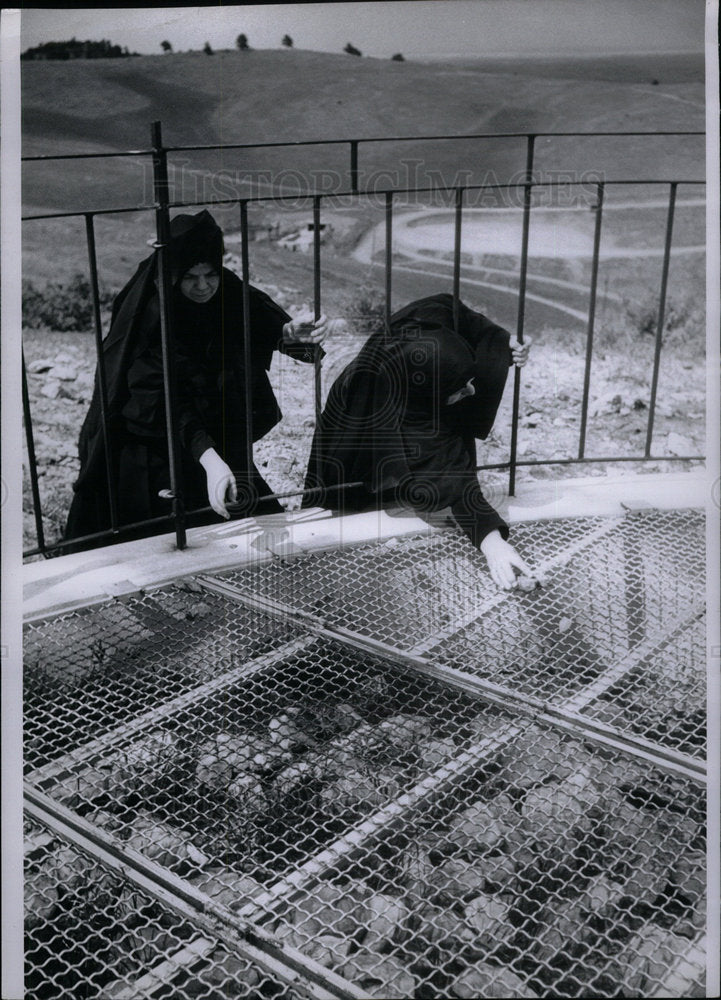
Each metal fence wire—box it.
[220,507,706,759]
[23,509,707,998]
[23,814,327,1000]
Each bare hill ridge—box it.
[23,48,704,160]
[21,48,705,290]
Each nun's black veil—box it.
[303,293,512,546]
[63,211,314,551]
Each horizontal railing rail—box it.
[21,127,705,161]
[21,124,706,559]
[20,176,707,222]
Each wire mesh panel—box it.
[219,510,706,758]
[24,583,301,772]
[261,721,707,999]
[23,510,708,998]
[24,649,706,998]
[219,517,607,646]
[24,816,308,1000]
[26,636,520,899]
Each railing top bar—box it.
[160,129,706,154]
[21,129,706,162]
[21,176,705,222]
[22,148,155,163]
[22,204,156,222]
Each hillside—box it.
[22,48,705,215]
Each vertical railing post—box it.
[508,134,535,496]
[21,350,46,556]
[452,186,463,335]
[312,195,323,428]
[578,182,605,459]
[384,191,393,333]
[239,200,254,481]
[151,119,186,550]
[84,213,119,532]
[350,140,359,195]
[645,182,677,457]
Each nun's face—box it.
[446,378,476,406]
[179,263,220,303]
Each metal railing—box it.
[21,123,705,558]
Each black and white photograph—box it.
[2,1,719,997]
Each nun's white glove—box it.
[480,529,534,590]
[199,448,237,519]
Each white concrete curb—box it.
[22,469,707,620]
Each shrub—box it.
[595,294,705,355]
[346,284,387,333]
[625,295,703,343]
[22,274,116,332]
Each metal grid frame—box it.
[23,509,708,998]
[219,508,706,762]
[23,808,351,1000]
[24,581,301,774]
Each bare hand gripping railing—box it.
[21,126,706,557]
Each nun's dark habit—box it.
[64,211,318,551]
[303,293,512,548]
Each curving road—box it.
[352,204,705,328]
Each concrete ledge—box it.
[504,468,708,522]
[23,470,707,620]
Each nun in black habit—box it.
[303,293,534,590]
[64,210,327,551]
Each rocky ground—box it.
[21,303,704,559]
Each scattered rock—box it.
[40,380,61,399]
[33,431,64,450]
[667,432,694,456]
[27,359,54,374]
[267,455,293,474]
[590,391,624,416]
[50,365,78,382]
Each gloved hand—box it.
[480,529,535,590]
[199,448,237,519]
